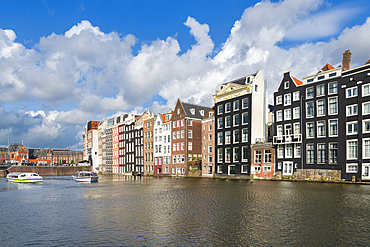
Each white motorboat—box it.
[72,171,99,182]
[6,172,43,183]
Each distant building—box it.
[171,99,212,176]
[201,107,215,177]
[83,120,100,171]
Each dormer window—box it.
[307,78,314,83]
[190,108,195,115]
[200,110,204,116]
[166,115,170,121]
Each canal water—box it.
[1,176,369,246]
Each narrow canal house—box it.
[143,114,155,175]
[213,70,267,178]
[273,50,370,181]
[201,107,215,177]
[171,99,212,176]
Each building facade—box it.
[251,143,275,179]
[273,51,370,181]
[144,115,155,175]
[201,108,214,177]
[213,70,266,178]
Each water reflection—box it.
[1,177,370,246]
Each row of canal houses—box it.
[83,50,370,181]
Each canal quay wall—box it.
[0,166,92,177]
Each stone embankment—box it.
[0,166,92,177]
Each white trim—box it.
[346,163,358,173]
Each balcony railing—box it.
[273,134,302,145]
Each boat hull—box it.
[6,173,43,183]
[7,178,43,183]
[72,176,99,182]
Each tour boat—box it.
[6,172,43,183]
[72,171,99,182]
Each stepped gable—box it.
[181,101,212,120]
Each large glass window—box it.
[346,87,358,98]
[234,130,239,143]
[285,144,292,158]
[277,125,283,136]
[363,84,370,97]
[277,111,283,121]
[242,146,248,162]
[233,147,239,162]
[284,109,291,120]
[242,128,248,142]
[234,114,239,126]
[225,131,231,144]
[276,95,282,105]
[328,82,337,94]
[306,87,314,99]
[218,117,223,129]
[264,150,271,163]
[347,140,358,159]
[364,119,370,133]
[293,91,300,101]
[329,97,337,115]
[225,103,231,112]
[363,102,370,115]
[329,119,338,136]
[242,98,249,108]
[284,94,291,106]
[255,150,262,163]
[347,104,358,116]
[242,112,248,124]
[218,132,223,145]
[329,143,338,164]
[278,145,283,158]
[234,101,239,111]
[218,148,223,162]
[293,107,300,119]
[317,121,326,137]
[307,122,314,138]
[317,99,325,116]
[218,105,224,115]
[294,123,300,134]
[347,122,358,135]
[225,116,231,127]
[363,139,370,159]
[225,148,231,162]
[318,144,326,164]
[307,102,314,117]
[317,84,325,96]
[307,144,314,164]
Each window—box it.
[234,101,239,111]
[226,103,231,112]
[181,130,184,138]
[242,146,248,162]
[188,130,192,138]
[363,84,370,97]
[284,81,289,89]
[347,104,358,116]
[233,147,239,162]
[277,110,283,121]
[173,143,176,151]
[217,165,222,173]
[346,164,358,173]
[363,102,370,115]
[328,82,337,94]
[317,144,326,164]
[209,134,212,141]
[329,72,337,78]
[284,124,292,135]
[307,122,314,138]
[284,109,291,120]
[181,120,185,126]
[218,149,223,163]
[329,143,338,164]
[347,140,358,159]
[284,94,291,106]
[346,87,358,98]
[188,142,192,151]
[347,121,358,135]
[276,95,282,105]
[363,139,370,159]
[177,109,180,114]
[188,120,193,126]
[177,131,180,139]
[208,145,212,153]
[181,142,184,150]
[317,84,325,96]
[328,97,337,115]
[242,98,249,108]
[241,165,248,173]
[208,155,212,163]
[307,78,314,83]
[234,114,239,126]
[306,87,314,99]
[329,119,338,136]
[218,132,223,145]
[233,130,239,143]
[294,144,301,158]
[218,118,224,129]
[242,128,248,142]
[277,145,283,158]
[294,123,300,134]
[293,107,300,119]
[225,148,231,162]
[317,99,325,116]
[307,144,314,164]
[225,116,231,127]
[306,102,314,117]
[293,91,300,101]
[225,131,231,144]
[277,125,283,136]
[364,119,370,133]
[264,150,271,163]
[218,105,224,114]
[255,150,262,163]
[242,112,248,124]
[285,144,292,158]
[317,121,326,137]
[209,124,212,131]
[318,75,324,80]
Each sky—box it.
[1,0,370,150]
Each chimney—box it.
[342,50,351,71]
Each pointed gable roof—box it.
[181,101,212,120]
[321,63,335,71]
[292,77,303,86]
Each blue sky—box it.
[0,0,370,149]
